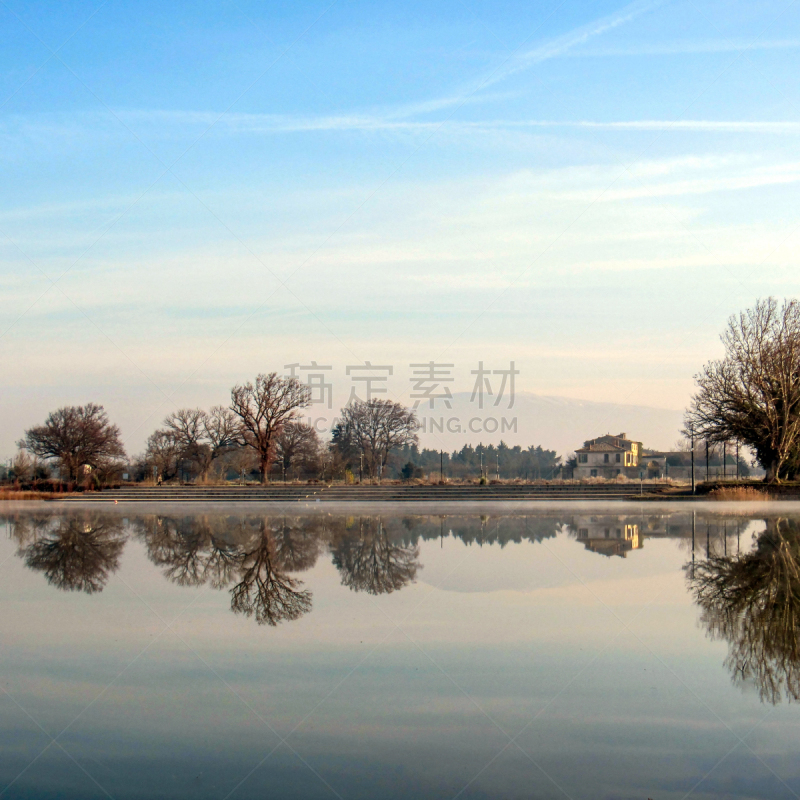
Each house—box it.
[574,433,642,479]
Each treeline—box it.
[392,443,561,480]
[10,372,561,486]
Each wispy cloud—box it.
[568,38,800,57]
[120,111,800,137]
[3,107,800,167]
[520,120,800,133]
[480,0,664,88]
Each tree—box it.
[685,299,800,482]
[202,405,242,476]
[161,408,207,480]
[11,449,34,483]
[335,399,419,479]
[274,421,321,479]
[145,405,242,483]
[20,404,126,482]
[143,429,183,482]
[330,418,358,471]
[230,374,311,484]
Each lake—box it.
[1,503,799,799]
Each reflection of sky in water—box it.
[0,508,798,799]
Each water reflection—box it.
[331,518,419,595]
[9,513,126,594]
[4,507,798,710]
[140,515,242,587]
[230,520,313,625]
[5,507,800,800]
[135,516,318,625]
[689,517,800,704]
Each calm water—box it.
[1,504,799,800]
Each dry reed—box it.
[707,485,771,501]
[0,490,58,501]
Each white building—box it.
[574,433,644,479]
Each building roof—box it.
[580,433,642,451]
[576,442,625,453]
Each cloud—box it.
[480,0,665,89]
[507,120,800,134]
[569,38,800,57]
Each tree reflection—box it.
[139,515,241,588]
[134,515,314,626]
[331,517,419,594]
[689,518,800,703]
[272,518,322,572]
[231,520,312,625]
[11,514,125,594]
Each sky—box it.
[2,0,800,457]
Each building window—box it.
[590,469,597,477]
[615,453,621,463]
[603,454,609,463]
[578,454,588,463]
[578,528,588,537]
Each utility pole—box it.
[496,453,499,481]
[722,442,726,481]
[736,440,740,481]
[690,427,695,495]
[705,439,710,483]
[440,450,444,483]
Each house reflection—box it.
[572,516,643,558]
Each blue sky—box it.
[2,0,800,455]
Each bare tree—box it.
[274,421,321,479]
[336,399,419,479]
[143,429,183,482]
[685,298,800,482]
[147,406,242,482]
[163,408,206,449]
[159,408,208,480]
[11,449,34,483]
[216,446,258,483]
[230,373,311,483]
[202,405,242,476]
[20,404,126,482]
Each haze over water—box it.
[1,503,799,799]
